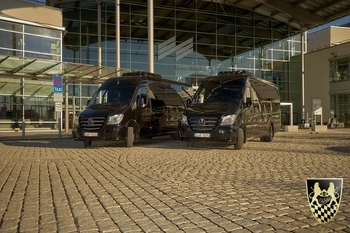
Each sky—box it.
[308,15,350,33]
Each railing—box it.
[0,119,63,138]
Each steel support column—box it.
[115,0,120,70]
[148,0,154,73]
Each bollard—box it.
[21,119,25,139]
[127,127,134,147]
[58,117,62,138]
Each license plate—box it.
[194,133,210,138]
[84,132,98,137]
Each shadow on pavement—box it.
[327,146,350,154]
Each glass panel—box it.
[154,13,175,29]
[0,78,22,124]
[0,20,23,32]
[24,34,61,55]
[0,48,23,57]
[0,31,23,50]
[24,25,60,38]
[81,84,99,97]
[0,78,21,95]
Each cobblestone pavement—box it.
[0,129,349,232]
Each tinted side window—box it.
[164,83,183,106]
[245,84,260,112]
[170,83,193,105]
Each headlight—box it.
[220,115,236,126]
[181,115,188,125]
[107,114,124,125]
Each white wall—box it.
[330,27,350,45]
[305,41,350,122]
[307,26,350,52]
[0,0,62,27]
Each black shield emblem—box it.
[306,178,343,223]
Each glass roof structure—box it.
[0,55,131,83]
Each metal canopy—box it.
[48,0,350,30]
[204,0,350,29]
[0,55,131,83]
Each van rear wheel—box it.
[260,124,274,142]
[234,128,244,150]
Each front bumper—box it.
[179,125,239,143]
[72,125,127,141]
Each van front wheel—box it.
[234,128,244,150]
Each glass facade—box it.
[0,18,63,130]
[59,0,301,78]
[0,20,61,61]
[57,0,302,125]
[0,77,100,130]
[330,94,350,127]
[1,0,306,131]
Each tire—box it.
[170,133,179,140]
[234,128,244,150]
[260,124,274,142]
[83,140,92,148]
[171,125,181,140]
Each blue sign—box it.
[52,75,63,93]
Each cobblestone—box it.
[0,129,349,232]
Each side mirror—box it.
[87,99,91,106]
[137,96,145,107]
[186,98,191,107]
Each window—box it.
[330,58,350,82]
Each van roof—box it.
[217,70,258,78]
[204,70,279,91]
[106,71,164,84]
[106,71,192,87]
[121,71,162,79]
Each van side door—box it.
[163,83,185,133]
[251,86,266,137]
[243,85,260,140]
[135,86,155,136]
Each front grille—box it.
[188,116,220,131]
[79,116,106,131]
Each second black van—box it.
[72,72,193,147]
[179,70,281,150]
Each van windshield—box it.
[88,86,136,106]
[191,80,243,105]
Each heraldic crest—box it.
[306,178,343,223]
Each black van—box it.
[179,70,281,150]
[72,71,193,147]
